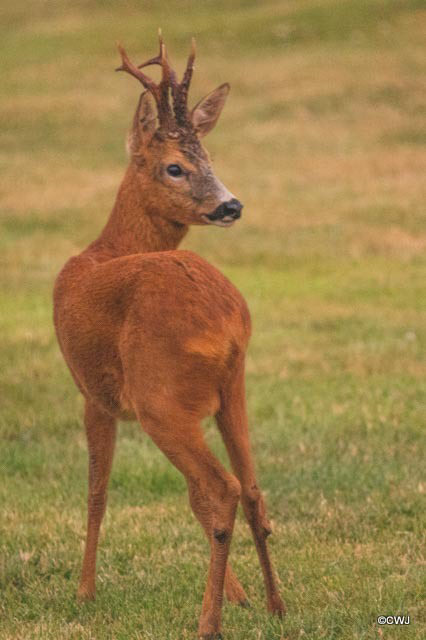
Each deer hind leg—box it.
[188,478,249,607]
[78,400,117,601]
[138,411,240,639]
[215,359,285,617]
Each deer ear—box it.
[190,83,230,138]
[126,91,156,155]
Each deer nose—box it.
[223,198,243,218]
[207,198,243,221]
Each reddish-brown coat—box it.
[53,37,284,638]
[55,245,250,421]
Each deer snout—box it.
[202,198,243,227]
[220,198,243,219]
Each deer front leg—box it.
[78,400,117,601]
[188,479,249,608]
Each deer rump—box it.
[54,249,251,422]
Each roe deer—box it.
[53,33,285,638]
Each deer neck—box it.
[90,164,189,259]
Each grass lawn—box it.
[0,1,425,638]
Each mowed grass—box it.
[1,1,425,638]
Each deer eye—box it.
[166,164,183,177]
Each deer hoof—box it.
[198,614,222,639]
[77,585,96,602]
[225,589,250,608]
[268,594,286,618]
[225,575,248,607]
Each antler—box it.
[171,38,196,126]
[116,32,173,128]
[137,32,197,127]
[116,31,196,129]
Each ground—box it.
[0,1,425,639]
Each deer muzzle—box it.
[201,198,243,227]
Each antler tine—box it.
[158,42,173,124]
[136,30,163,70]
[137,32,179,90]
[160,42,170,83]
[173,37,196,125]
[116,43,158,95]
[184,37,196,87]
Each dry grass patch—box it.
[0,165,121,215]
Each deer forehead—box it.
[150,137,210,171]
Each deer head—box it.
[116,33,243,227]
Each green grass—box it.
[1,1,425,638]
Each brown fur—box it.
[53,43,284,638]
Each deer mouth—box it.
[201,214,237,227]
